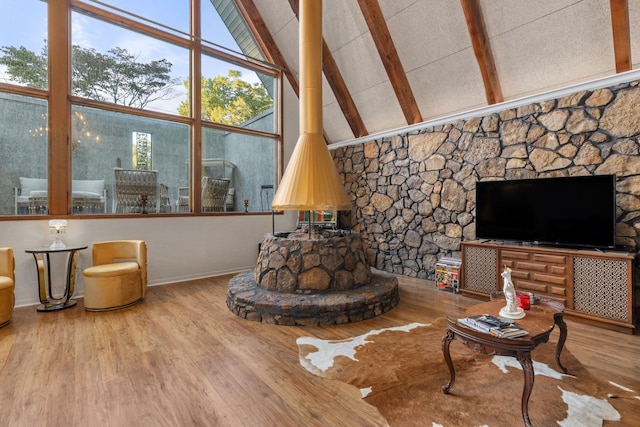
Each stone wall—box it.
[332,79,640,280]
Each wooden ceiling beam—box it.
[288,0,368,138]
[234,0,299,96]
[460,0,503,105]
[356,0,422,125]
[610,0,631,73]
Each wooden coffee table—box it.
[442,299,567,427]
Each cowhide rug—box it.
[297,318,639,427]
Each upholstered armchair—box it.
[0,248,15,327]
[82,240,147,311]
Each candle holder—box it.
[243,199,249,212]
[140,194,148,214]
[48,219,67,250]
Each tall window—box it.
[0,0,281,216]
[132,132,152,170]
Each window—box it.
[0,93,48,215]
[71,11,189,116]
[132,132,153,170]
[0,0,48,88]
[0,0,282,217]
[83,0,190,37]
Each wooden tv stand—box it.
[460,240,636,334]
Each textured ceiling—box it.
[241,0,640,144]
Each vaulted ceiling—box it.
[234,0,638,145]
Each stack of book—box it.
[457,314,528,338]
[435,256,462,293]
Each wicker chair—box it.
[159,183,171,213]
[113,168,159,214]
[177,187,190,212]
[201,177,230,212]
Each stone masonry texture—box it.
[332,79,640,291]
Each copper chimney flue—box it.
[271,0,351,211]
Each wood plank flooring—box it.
[0,272,638,426]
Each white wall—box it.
[2,80,301,308]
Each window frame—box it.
[1,0,282,218]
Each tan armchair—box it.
[82,240,147,311]
[0,248,15,327]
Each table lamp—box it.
[49,220,67,250]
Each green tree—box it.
[0,45,48,88]
[0,42,178,109]
[179,70,273,126]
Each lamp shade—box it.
[271,132,351,211]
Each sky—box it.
[0,0,254,115]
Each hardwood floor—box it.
[0,272,638,426]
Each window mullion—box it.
[49,0,72,215]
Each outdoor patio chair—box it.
[201,177,230,212]
[113,168,159,213]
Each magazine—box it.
[457,314,528,338]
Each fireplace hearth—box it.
[227,227,399,326]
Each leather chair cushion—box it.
[0,277,13,289]
[83,262,139,278]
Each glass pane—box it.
[199,55,275,132]
[0,92,48,215]
[72,11,189,115]
[0,0,48,89]
[201,0,246,55]
[71,105,190,215]
[202,127,276,213]
[83,0,190,36]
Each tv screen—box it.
[475,175,616,249]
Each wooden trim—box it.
[49,0,72,215]
[356,0,422,125]
[72,1,191,49]
[321,41,368,137]
[460,0,503,105]
[0,83,48,99]
[191,0,202,212]
[200,44,279,77]
[610,0,631,73]
[69,96,193,124]
[234,0,299,97]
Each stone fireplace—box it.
[226,0,399,325]
[227,226,399,326]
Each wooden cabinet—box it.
[461,241,636,334]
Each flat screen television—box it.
[475,175,616,249]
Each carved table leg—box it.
[441,329,456,394]
[517,351,534,427]
[554,315,568,374]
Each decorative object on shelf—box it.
[517,292,531,310]
[499,266,525,319]
[243,199,249,212]
[48,220,67,250]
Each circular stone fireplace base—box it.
[227,270,399,326]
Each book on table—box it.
[457,314,528,338]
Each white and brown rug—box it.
[297,318,639,427]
